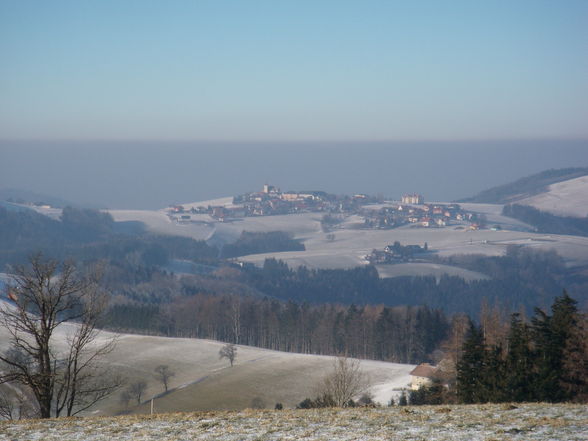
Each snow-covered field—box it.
[14,185,588,277]
[238,224,588,270]
[1,403,586,441]
[519,175,588,217]
[108,209,216,241]
[0,301,413,415]
[106,196,588,275]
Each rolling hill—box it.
[105,183,588,277]
[459,167,588,204]
[0,299,414,416]
[517,175,588,218]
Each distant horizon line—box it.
[2,136,588,145]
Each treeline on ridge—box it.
[503,203,588,237]
[108,296,448,364]
[0,207,307,270]
[220,231,305,258]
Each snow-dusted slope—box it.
[518,175,588,217]
[0,301,414,415]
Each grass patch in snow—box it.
[1,403,586,441]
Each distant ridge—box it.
[0,187,79,208]
[458,167,588,204]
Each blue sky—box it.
[1,0,587,141]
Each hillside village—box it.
[166,184,482,231]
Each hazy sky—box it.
[2,140,588,209]
[1,0,587,141]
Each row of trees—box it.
[109,295,448,364]
[456,292,588,403]
[503,204,588,237]
[220,231,305,258]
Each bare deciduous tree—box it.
[219,343,237,367]
[118,390,132,409]
[316,357,369,407]
[439,313,471,377]
[154,364,175,392]
[0,385,39,420]
[128,380,147,404]
[0,254,122,418]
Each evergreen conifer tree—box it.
[456,323,486,403]
[531,291,578,402]
[480,345,507,402]
[505,313,534,401]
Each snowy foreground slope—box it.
[1,404,586,441]
[106,334,413,415]
[0,300,413,415]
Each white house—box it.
[409,363,438,390]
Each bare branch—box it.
[315,357,370,407]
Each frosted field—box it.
[108,209,216,241]
[239,224,588,270]
[0,300,414,415]
[1,404,586,441]
[108,197,588,276]
[519,175,588,217]
[108,209,323,246]
[457,203,534,231]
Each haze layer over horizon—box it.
[1,1,587,141]
[1,140,587,209]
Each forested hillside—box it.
[0,206,218,269]
[503,204,588,237]
[100,245,586,365]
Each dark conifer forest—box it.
[455,292,588,404]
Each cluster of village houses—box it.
[362,197,480,230]
[168,184,378,221]
[167,185,481,231]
